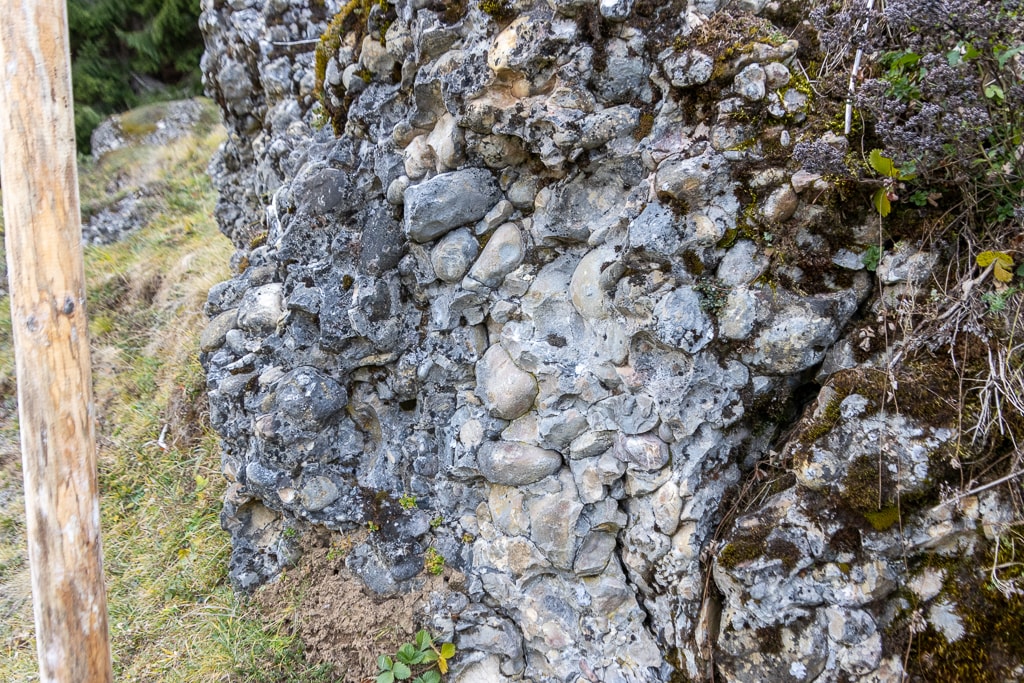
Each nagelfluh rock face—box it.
[198,0,1024,680]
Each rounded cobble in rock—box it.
[237,283,283,334]
[764,62,792,90]
[477,440,563,486]
[200,308,239,352]
[761,185,799,223]
[466,222,524,289]
[653,286,714,353]
[404,168,502,243]
[734,63,766,101]
[717,240,769,286]
[300,475,340,512]
[476,343,538,420]
[431,228,479,283]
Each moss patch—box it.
[719,523,771,569]
[888,544,1024,682]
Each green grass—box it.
[0,99,329,682]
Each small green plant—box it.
[862,245,882,272]
[424,547,445,575]
[867,149,915,217]
[367,521,379,532]
[429,515,443,528]
[399,494,417,510]
[376,630,456,683]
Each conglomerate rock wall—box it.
[198,1,1021,680]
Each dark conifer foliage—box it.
[68,0,204,153]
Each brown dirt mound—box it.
[253,528,464,682]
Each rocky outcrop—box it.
[199,1,1024,681]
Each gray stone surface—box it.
[477,441,563,486]
[476,344,538,420]
[405,169,502,243]
[197,2,1007,680]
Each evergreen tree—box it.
[67,0,204,153]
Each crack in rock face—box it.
[197,0,1014,680]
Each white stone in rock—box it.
[734,63,767,101]
[341,63,365,94]
[237,283,283,334]
[452,654,509,683]
[691,213,724,245]
[426,113,464,172]
[720,287,758,340]
[653,480,682,535]
[760,184,799,223]
[386,175,410,205]
[717,240,769,286]
[614,432,670,471]
[477,440,562,486]
[791,170,823,193]
[764,61,792,89]
[404,135,436,180]
[476,343,538,420]
[360,35,396,78]
[431,228,479,283]
[599,0,634,21]
[570,247,616,320]
[466,222,524,289]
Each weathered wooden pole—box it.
[0,2,113,681]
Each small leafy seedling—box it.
[375,630,456,683]
[399,494,417,510]
[868,149,915,217]
[424,547,445,575]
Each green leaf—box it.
[1016,263,1024,277]
[862,245,881,272]
[396,643,418,664]
[872,188,892,217]
[392,662,412,680]
[415,630,433,651]
[997,44,1024,68]
[421,650,439,664]
[869,149,898,178]
[440,642,456,659]
[377,673,395,683]
[420,672,442,683]
[378,655,394,671]
[985,83,1005,101]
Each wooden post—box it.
[0,2,113,681]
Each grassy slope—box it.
[0,99,330,682]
